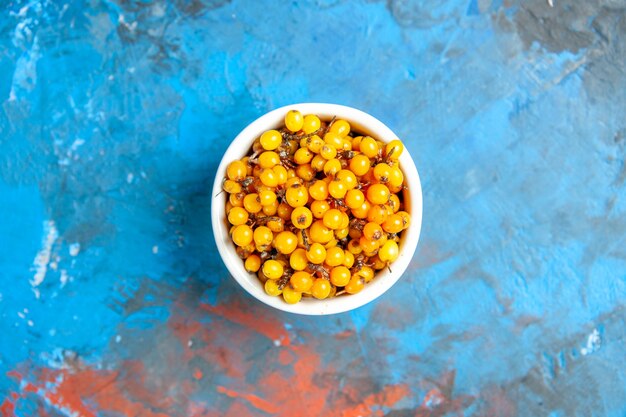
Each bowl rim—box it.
[211,103,422,315]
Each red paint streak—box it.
[216,386,278,415]
[277,349,293,366]
[340,384,411,417]
[333,330,355,339]
[0,396,15,417]
[193,368,203,380]
[201,300,291,346]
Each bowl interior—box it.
[211,103,422,315]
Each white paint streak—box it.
[152,245,159,254]
[30,220,59,296]
[60,270,69,287]
[69,243,80,256]
[127,173,134,183]
[581,328,601,355]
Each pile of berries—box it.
[223,110,410,304]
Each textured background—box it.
[1,0,626,416]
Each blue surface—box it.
[1,0,626,416]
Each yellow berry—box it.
[397,211,411,230]
[245,254,261,272]
[285,110,304,132]
[291,206,313,229]
[232,224,253,247]
[349,154,370,176]
[253,226,273,250]
[359,136,379,158]
[274,231,298,254]
[351,200,371,219]
[325,246,344,267]
[226,160,247,181]
[308,135,325,153]
[336,170,357,189]
[345,189,365,209]
[328,180,348,199]
[285,184,308,207]
[259,189,277,206]
[306,242,327,264]
[260,130,282,150]
[309,180,329,201]
[227,206,249,226]
[378,240,399,263]
[290,271,313,292]
[311,278,331,299]
[329,119,350,137]
[264,279,283,296]
[295,164,315,181]
[385,140,404,160]
[373,163,392,183]
[330,266,351,287]
[282,285,302,304]
[343,251,355,268]
[273,165,288,185]
[311,154,326,171]
[259,168,279,187]
[324,132,344,149]
[363,222,383,242]
[382,214,404,234]
[322,209,343,230]
[310,200,330,218]
[259,151,280,169]
[294,147,314,165]
[323,158,342,176]
[243,193,263,213]
[345,275,364,294]
[320,144,337,160]
[367,204,388,224]
[262,260,284,280]
[290,248,308,271]
[334,227,349,239]
[223,179,242,194]
[302,114,321,134]
[366,184,390,205]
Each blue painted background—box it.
[1,0,626,416]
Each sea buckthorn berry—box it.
[336,170,357,189]
[310,220,333,244]
[285,110,304,132]
[282,285,302,304]
[263,200,278,215]
[349,226,362,240]
[329,119,350,137]
[260,130,283,150]
[339,212,350,229]
[357,266,375,283]
[245,254,261,273]
[351,200,371,219]
[388,194,400,213]
[259,151,280,169]
[242,157,253,175]
[253,226,273,250]
[323,158,342,176]
[309,180,329,201]
[264,279,282,296]
[271,165,287,185]
[347,239,362,254]
[310,200,330,218]
[259,190,277,206]
[225,201,234,212]
[328,180,348,199]
[373,163,392,183]
[352,136,363,151]
[311,278,331,299]
[367,204,388,224]
[323,209,343,230]
[223,179,242,194]
[342,138,352,150]
[388,166,404,188]
[277,202,293,220]
[382,214,404,234]
[232,224,253,247]
[397,211,411,230]
[325,246,345,267]
[294,147,314,165]
[343,251,355,268]
[260,168,279,187]
[369,255,385,270]
[320,144,337,160]
[335,227,349,240]
[349,154,370,176]
[363,222,384,242]
[367,184,390,205]
[262,260,284,280]
[302,114,321,134]
[227,160,247,181]
[267,217,284,232]
[296,164,315,181]
[291,207,313,229]
[286,184,308,207]
[274,231,298,254]
[359,236,379,254]
[290,248,308,271]
[290,271,313,292]
[306,242,327,264]
[308,135,325,153]
[345,189,365,209]
[330,266,351,287]
[311,154,326,171]
[285,176,302,188]
[324,238,338,249]
[324,132,344,149]
[385,139,404,160]
[359,136,379,158]
[345,275,365,294]
[243,193,262,213]
[379,240,399,263]
[227,206,249,226]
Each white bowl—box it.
[211,103,422,315]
